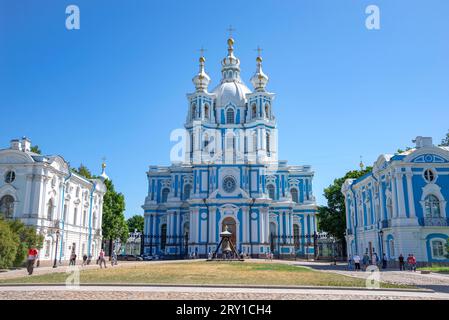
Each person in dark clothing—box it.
[82,254,88,266]
[398,254,405,271]
[382,253,388,269]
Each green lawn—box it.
[0,261,411,289]
[418,266,449,274]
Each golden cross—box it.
[226,25,236,37]
[198,46,207,57]
[254,46,263,57]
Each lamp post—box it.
[53,230,60,268]
[379,230,384,257]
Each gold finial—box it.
[102,156,107,170]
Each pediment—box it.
[0,150,34,164]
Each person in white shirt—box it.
[353,254,361,271]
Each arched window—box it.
[269,222,277,253]
[293,224,300,250]
[204,104,209,120]
[161,188,170,203]
[203,133,209,150]
[252,132,257,152]
[386,197,392,219]
[0,195,14,218]
[183,184,191,201]
[251,104,257,118]
[291,188,299,203]
[191,104,197,120]
[267,184,275,200]
[93,212,97,229]
[4,171,15,184]
[425,195,441,218]
[431,240,445,258]
[266,132,271,154]
[47,199,54,220]
[160,224,167,250]
[73,207,78,225]
[265,104,269,118]
[226,108,235,124]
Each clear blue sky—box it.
[1,0,449,218]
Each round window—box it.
[222,176,237,193]
[5,171,15,184]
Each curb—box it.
[0,283,432,293]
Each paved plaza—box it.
[1,259,449,300]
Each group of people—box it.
[349,252,388,271]
[349,252,418,272]
[398,253,417,272]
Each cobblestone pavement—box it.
[292,261,449,293]
[0,259,198,280]
[0,285,446,300]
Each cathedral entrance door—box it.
[222,217,237,248]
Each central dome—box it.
[212,81,251,107]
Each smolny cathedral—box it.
[142,37,318,257]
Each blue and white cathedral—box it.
[142,37,318,257]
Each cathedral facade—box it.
[142,38,318,257]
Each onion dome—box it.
[192,55,211,92]
[99,161,109,181]
[220,38,242,83]
[250,55,269,92]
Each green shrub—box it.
[0,219,19,269]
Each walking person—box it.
[347,255,354,271]
[410,254,417,272]
[99,249,107,269]
[69,253,77,266]
[406,254,413,271]
[398,254,405,271]
[111,252,118,266]
[353,254,361,271]
[82,254,88,267]
[26,247,38,275]
[372,252,379,267]
[382,253,388,269]
[362,253,370,271]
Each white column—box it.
[264,209,270,244]
[378,181,385,221]
[395,171,406,218]
[391,172,398,218]
[209,206,216,243]
[241,207,248,243]
[279,211,284,237]
[38,176,47,218]
[405,171,416,218]
[258,210,264,245]
[24,175,32,216]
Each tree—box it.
[71,164,93,179]
[396,147,412,154]
[441,130,449,147]
[0,219,18,269]
[30,145,41,154]
[102,179,128,256]
[318,167,373,242]
[127,215,144,233]
[7,219,43,266]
